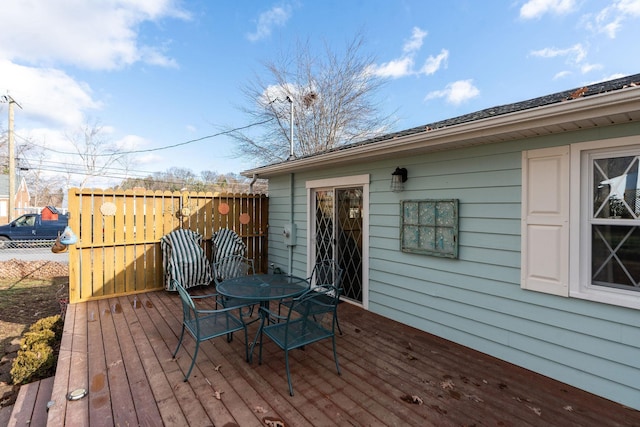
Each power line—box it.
[12,118,273,157]
[14,162,226,182]
[8,156,255,188]
[15,157,173,179]
[19,164,259,189]
[1,118,271,187]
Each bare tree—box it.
[116,168,266,194]
[65,120,129,189]
[228,34,395,164]
[0,120,38,175]
[23,150,66,207]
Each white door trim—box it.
[306,174,369,309]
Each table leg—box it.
[247,300,268,363]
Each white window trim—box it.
[570,136,640,309]
[305,174,370,189]
[306,174,370,309]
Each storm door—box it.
[311,186,364,304]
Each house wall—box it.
[14,179,31,217]
[266,121,640,410]
[0,177,31,223]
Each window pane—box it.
[591,225,640,291]
[400,199,458,258]
[593,156,640,219]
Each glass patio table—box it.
[216,273,309,361]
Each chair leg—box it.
[173,324,185,358]
[258,317,266,365]
[277,302,284,321]
[335,315,343,335]
[184,340,200,381]
[285,349,294,396]
[242,326,249,362]
[332,335,341,376]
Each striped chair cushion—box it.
[211,228,246,263]
[161,229,213,291]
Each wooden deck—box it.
[46,289,640,426]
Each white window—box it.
[522,137,640,309]
[570,137,640,309]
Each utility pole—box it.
[1,95,22,222]
[267,96,296,160]
[286,96,294,160]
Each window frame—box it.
[570,136,640,309]
[400,199,459,258]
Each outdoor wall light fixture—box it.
[390,167,408,192]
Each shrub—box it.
[21,329,56,349]
[29,315,63,336]
[10,315,63,385]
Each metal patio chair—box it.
[278,259,344,334]
[259,284,342,396]
[172,280,249,381]
[212,254,260,321]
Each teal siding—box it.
[265,121,640,410]
[265,177,309,277]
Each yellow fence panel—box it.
[67,188,269,303]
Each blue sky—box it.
[1,0,639,187]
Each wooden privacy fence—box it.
[67,188,269,303]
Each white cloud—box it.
[584,0,640,38]
[0,0,188,70]
[425,80,480,105]
[25,128,69,152]
[420,49,449,75]
[137,152,164,166]
[0,60,100,128]
[580,63,603,73]
[114,134,148,151]
[260,83,298,106]
[618,0,640,14]
[246,6,292,42]
[370,57,415,79]
[553,70,572,79]
[520,0,577,19]
[529,43,599,74]
[0,1,188,147]
[371,27,446,79]
[403,27,428,53]
[530,44,586,63]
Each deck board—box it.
[86,300,113,426]
[46,304,72,427]
[46,289,640,426]
[99,298,138,426]
[114,295,164,426]
[123,293,189,426]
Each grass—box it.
[0,277,67,356]
[0,277,67,328]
